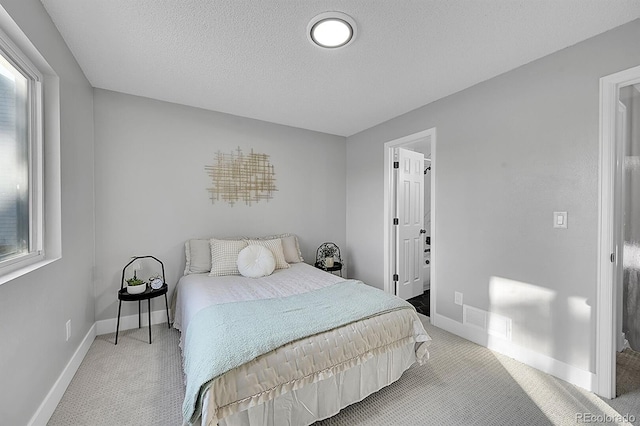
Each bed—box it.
[173,237,431,426]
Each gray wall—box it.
[0,1,95,424]
[93,89,346,321]
[346,20,640,373]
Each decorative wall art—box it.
[205,147,277,206]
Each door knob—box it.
[419,229,426,234]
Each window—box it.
[0,28,44,276]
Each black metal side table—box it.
[314,242,343,276]
[115,255,171,345]
[314,262,343,276]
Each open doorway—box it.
[383,128,436,316]
[616,84,640,397]
[597,65,640,399]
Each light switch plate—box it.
[553,212,568,229]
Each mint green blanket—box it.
[182,279,414,423]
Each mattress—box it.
[174,263,431,426]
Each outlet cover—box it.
[454,291,463,306]
[553,212,568,229]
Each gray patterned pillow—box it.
[209,239,248,276]
[244,238,290,270]
[258,233,304,263]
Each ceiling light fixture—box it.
[308,12,357,49]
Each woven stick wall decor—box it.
[205,147,277,206]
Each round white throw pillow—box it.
[237,245,276,278]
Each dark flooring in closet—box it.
[617,347,640,397]
[407,290,430,317]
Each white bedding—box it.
[174,263,344,344]
[174,263,430,426]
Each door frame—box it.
[383,127,436,299]
[597,64,640,399]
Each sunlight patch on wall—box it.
[489,276,556,309]
[489,276,556,352]
[567,296,590,324]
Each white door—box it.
[395,147,425,300]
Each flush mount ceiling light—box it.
[308,12,357,49]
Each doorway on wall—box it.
[383,128,436,315]
[597,64,640,400]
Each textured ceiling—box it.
[41,1,640,137]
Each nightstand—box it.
[314,242,343,277]
[115,255,171,345]
[314,261,343,276]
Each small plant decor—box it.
[125,271,147,294]
[126,272,145,287]
[319,245,337,259]
[318,244,339,268]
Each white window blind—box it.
[0,53,29,262]
[0,28,44,277]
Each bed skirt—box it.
[197,342,417,426]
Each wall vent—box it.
[463,305,486,330]
[463,305,512,341]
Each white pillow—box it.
[244,239,290,270]
[237,245,276,278]
[209,239,248,276]
[184,239,212,275]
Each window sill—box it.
[0,256,60,286]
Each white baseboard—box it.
[95,309,171,336]
[431,313,596,392]
[28,323,96,426]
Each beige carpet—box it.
[48,325,185,425]
[48,316,640,425]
